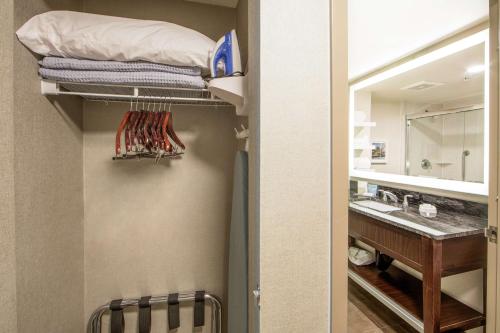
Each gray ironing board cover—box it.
[228,151,249,333]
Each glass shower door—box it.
[406,115,448,179]
[440,112,466,181]
[463,108,484,183]
[406,109,484,182]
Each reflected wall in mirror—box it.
[350,30,488,195]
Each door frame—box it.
[330,0,349,332]
[487,0,499,332]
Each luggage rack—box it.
[87,291,222,333]
[41,80,233,107]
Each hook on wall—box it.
[234,124,249,152]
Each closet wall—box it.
[13,1,85,333]
[237,0,249,69]
[83,105,237,332]
[82,1,240,332]
[0,0,17,331]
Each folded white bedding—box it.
[17,11,216,70]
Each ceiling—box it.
[184,0,239,8]
[348,0,488,79]
[363,43,485,104]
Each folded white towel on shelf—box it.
[348,247,375,266]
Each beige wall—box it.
[83,103,237,332]
[353,91,373,162]
[0,0,18,332]
[236,0,249,70]
[83,0,236,41]
[371,101,405,174]
[13,1,85,332]
[259,0,331,332]
[82,3,237,332]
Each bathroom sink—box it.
[352,200,402,213]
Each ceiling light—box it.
[401,81,444,91]
[466,64,485,74]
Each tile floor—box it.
[348,280,418,333]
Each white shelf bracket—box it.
[41,80,59,95]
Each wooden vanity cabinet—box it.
[348,210,486,332]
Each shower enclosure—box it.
[405,107,484,182]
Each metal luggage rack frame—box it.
[41,80,233,107]
[87,291,222,333]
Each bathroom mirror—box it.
[349,30,489,196]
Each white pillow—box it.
[16,11,216,70]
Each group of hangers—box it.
[115,98,185,160]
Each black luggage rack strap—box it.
[87,291,222,333]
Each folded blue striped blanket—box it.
[39,68,206,89]
[39,57,201,76]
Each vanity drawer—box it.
[441,234,486,276]
[349,211,423,271]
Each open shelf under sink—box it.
[348,262,485,332]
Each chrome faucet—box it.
[403,194,413,212]
[379,190,398,203]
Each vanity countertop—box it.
[349,199,487,240]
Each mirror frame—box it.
[349,29,489,196]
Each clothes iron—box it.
[210,29,242,78]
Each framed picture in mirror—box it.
[371,141,387,164]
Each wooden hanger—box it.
[161,111,172,152]
[125,111,138,153]
[136,110,147,149]
[151,111,162,150]
[131,110,142,151]
[157,112,166,151]
[166,110,185,150]
[115,111,132,156]
[143,111,154,151]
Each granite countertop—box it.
[349,199,487,240]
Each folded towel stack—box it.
[39,57,207,89]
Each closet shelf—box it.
[40,80,233,107]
